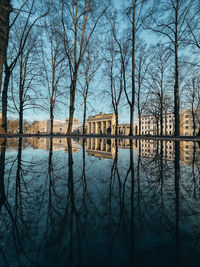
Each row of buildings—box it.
[28,119,82,134]
[86,109,200,136]
[0,108,199,136]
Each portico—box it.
[87,113,116,134]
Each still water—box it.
[0,137,200,267]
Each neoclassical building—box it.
[87,113,116,134]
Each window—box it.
[185,115,188,118]
[185,120,189,124]
[185,126,188,129]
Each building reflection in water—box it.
[0,137,200,266]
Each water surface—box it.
[0,137,200,267]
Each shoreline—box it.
[0,133,199,141]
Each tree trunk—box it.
[67,75,77,134]
[19,93,23,134]
[83,96,87,134]
[156,118,159,135]
[115,110,119,135]
[174,7,179,137]
[130,2,136,136]
[0,0,12,92]
[138,113,141,135]
[0,139,6,212]
[2,67,10,132]
[130,104,134,135]
[191,104,196,136]
[160,95,163,136]
[50,98,54,135]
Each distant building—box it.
[180,109,200,136]
[140,113,174,135]
[87,113,137,135]
[28,121,39,134]
[118,123,137,135]
[28,118,83,134]
[0,112,5,134]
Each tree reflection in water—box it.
[0,137,199,266]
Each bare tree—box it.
[103,12,130,135]
[43,19,66,134]
[10,24,44,134]
[145,46,172,136]
[148,0,199,136]
[106,47,123,135]
[78,44,102,134]
[55,0,110,134]
[135,44,152,135]
[124,0,156,135]
[1,0,47,132]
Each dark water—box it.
[0,137,200,267]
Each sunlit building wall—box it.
[180,109,200,136]
[140,113,174,135]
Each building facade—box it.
[87,113,137,135]
[180,109,200,136]
[87,113,116,134]
[28,119,83,134]
[118,123,137,135]
[140,113,174,135]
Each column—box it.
[95,122,98,134]
[101,121,103,134]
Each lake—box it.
[0,137,200,267]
